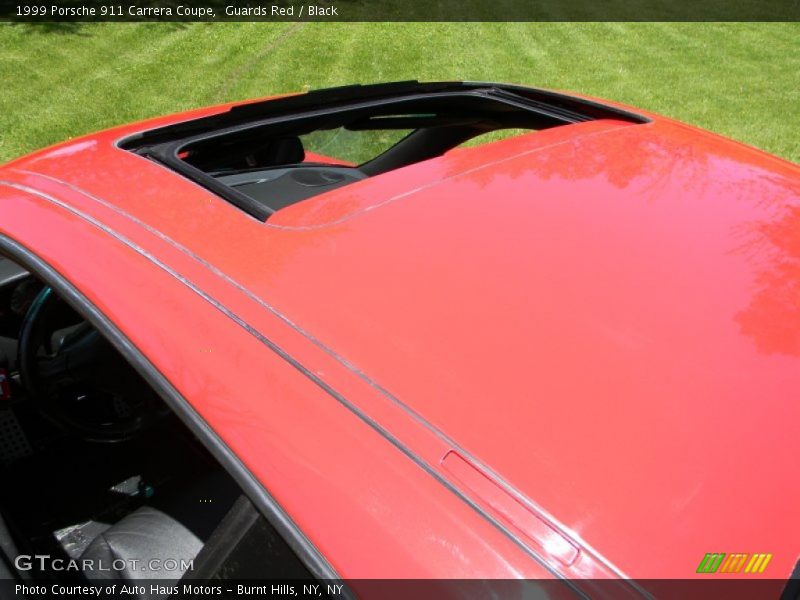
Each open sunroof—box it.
[121,81,648,221]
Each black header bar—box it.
[2,0,798,22]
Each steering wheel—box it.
[18,286,162,442]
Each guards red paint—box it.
[441,451,579,566]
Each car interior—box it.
[0,255,313,597]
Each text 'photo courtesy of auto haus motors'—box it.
[0,81,798,600]
[14,583,346,597]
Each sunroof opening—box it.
[121,82,648,221]
[300,126,415,166]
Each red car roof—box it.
[1,92,799,586]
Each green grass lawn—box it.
[0,22,798,163]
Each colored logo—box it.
[697,553,772,574]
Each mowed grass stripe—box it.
[0,23,797,163]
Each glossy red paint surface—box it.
[1,89,799,589]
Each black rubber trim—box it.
[781,559,800,600]
[0,235,346,594]
[145,152,275,220]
